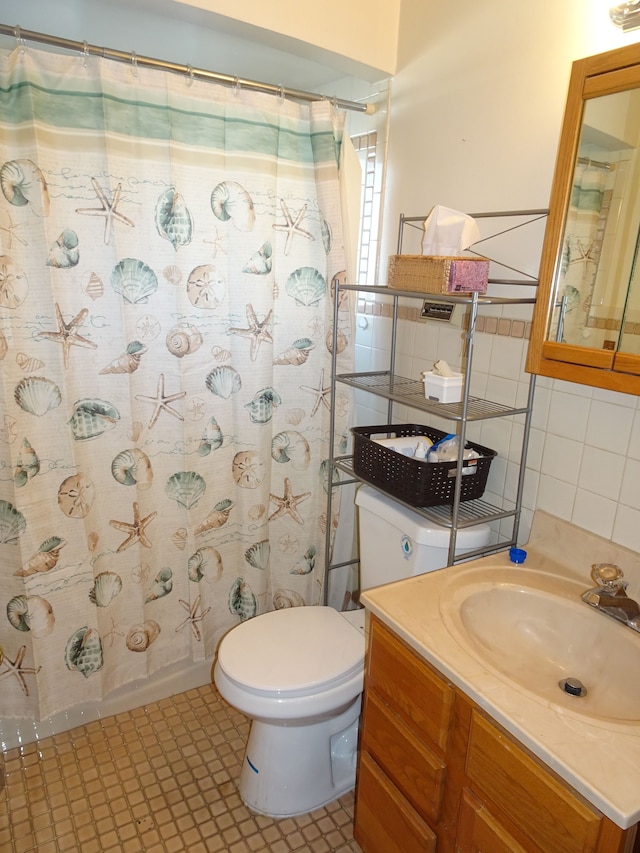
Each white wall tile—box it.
[396,317,416,356]
[370,347,391,371]
[578,446,624,501]
[619,458,640,509]
[612,504,640,552]
[515,507,534,544]
[515,378,533,409]
[537,475,575,520]
[485,376,518,407]
[624,410,640,461]
[585,400,634,452]
[469,371,488,398]
[394,352,414,378]
[372,315,393,351]
[510,423,544,469]
[592,387,637,408]
[521,467,540,511]
[546,391,590,441]
[503,459,538,508]
[413,321,441,364]
[435,325,465,368]
[354,343,371,372]
[530,383,550,431]
[355,314,373,348]
[479,417,513,459]
[489,336,525,381]
[469,332,493,375]
[553,378,593,399]
[572,489,616,540]
[351,308,640,553]
[486,453,508,497]
[540,434,583,484]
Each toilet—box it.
[213,484,491,818]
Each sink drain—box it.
[559,677,587,697]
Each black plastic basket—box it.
[352,423,496,508]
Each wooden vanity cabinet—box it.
[354,616,638,853]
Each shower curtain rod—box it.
[578,155,613,171]
[0,23,376,115]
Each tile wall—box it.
[353,297,640,551]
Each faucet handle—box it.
[591,563,626,590]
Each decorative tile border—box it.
[356,298,532,340]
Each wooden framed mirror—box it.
[526,43,640,393]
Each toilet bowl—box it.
[213,485,492,817]
[214,605,365,818]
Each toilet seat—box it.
[216,605,364,697]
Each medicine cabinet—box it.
[527,42,640,393]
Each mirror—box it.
[527,43,640,393]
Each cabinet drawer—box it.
[363,688,446,824]
[355,750,437,853]
[456,788,528,853]
[466,711,601,853]
[368,618,454,751]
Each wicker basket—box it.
[387,254,489,294]
[352,424,496,508]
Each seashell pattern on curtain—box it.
[0,44,354,720]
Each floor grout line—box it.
[0,684,361,853]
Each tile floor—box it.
[0,684,362,853]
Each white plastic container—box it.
[422,370,463,403]
[373,434,433,457]
[355,484,491,590]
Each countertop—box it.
[360,510,640,829]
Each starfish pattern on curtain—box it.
[0,44,354,720]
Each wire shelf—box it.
[336,371,528,420]
[333,456,515,529]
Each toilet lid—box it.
[217,606,365,695]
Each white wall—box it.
[360,0,640,549]
[0,0,385,92]
[172,0,400,79]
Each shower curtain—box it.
[0,44,355,720]
[556,161,610,344]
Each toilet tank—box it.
[355,484,491,591]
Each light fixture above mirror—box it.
[610,0,640,31]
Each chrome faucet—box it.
[582,563,640,632]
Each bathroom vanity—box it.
[354,511,640,853]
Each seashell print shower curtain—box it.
[555,161,612,345]
[0,44,354,720]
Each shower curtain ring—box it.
[82,41,89,67]
[233,76,240,96]
[131,50,138,77]
[14,26,26,54]
[186,64,194,86]
[278,85,285,103]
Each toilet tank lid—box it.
[216,606,365,694]
[355,484,490,547]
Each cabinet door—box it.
[355,751,437,853]
[456,788,529,853]
[466,711,601,853]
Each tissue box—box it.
[387,254,489,294]
[422,371,463,403]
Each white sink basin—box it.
[440,567,640,723]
